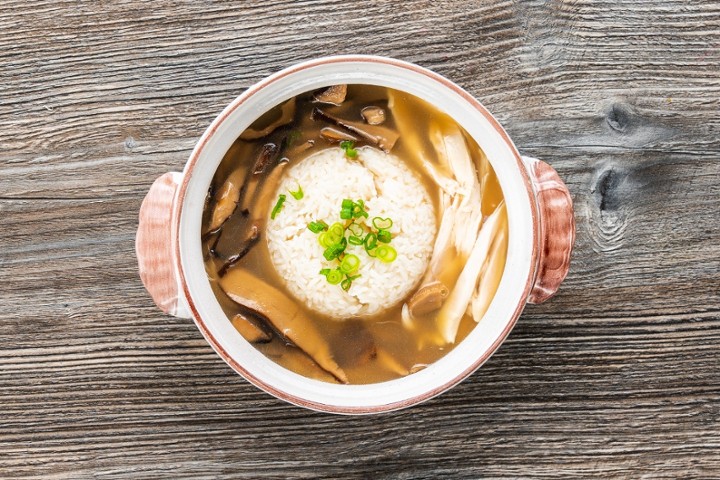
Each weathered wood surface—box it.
[1,0,719,478]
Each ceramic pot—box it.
[136,56,575,414]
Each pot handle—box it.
[521,157,575,304]
[136,172,192,319]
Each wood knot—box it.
[606,102,635,133]
[589,167,628,252]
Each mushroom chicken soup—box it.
[202,84,508,385]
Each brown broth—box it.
[202,85,507,384]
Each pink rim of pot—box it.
[137,55,575,414]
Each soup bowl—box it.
[136,55,575,414]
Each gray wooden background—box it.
[1,1,719,478]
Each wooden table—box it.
[2,1,719,477]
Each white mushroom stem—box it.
[437,201,506,344]
[471,210,508,323]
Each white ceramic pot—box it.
[136,56,575,414]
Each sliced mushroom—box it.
[361,106,386,125]
[407,281,449,317]
[263,344,339,384]
[238,142,280,212]
[231,313,272,343]
[217,224,260,276]
[250,159,289,220]
[240,98,296,140]
[319,127,358,143]
[219,268,348,383]
[313,84,347,105]
[205,168,244,234]
[311,108,399,152]
[333,321,376,367]
[213,143,280,258]
[375,348,409,377]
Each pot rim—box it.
[173,55,539,414]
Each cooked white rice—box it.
[266,146,436,318]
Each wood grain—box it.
[1,0,719,478]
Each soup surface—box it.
[202,84,507,384]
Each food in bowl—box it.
[201,84,508,385]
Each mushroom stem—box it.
[311,107,399,152]
[220,268,348,384]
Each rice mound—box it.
[266,146,436,318]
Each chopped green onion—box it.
[328,222,345,241]
[340,208,352,220]
[347,273,361,281]
[372,217,393,230]
[364,232,378,251]
[377,229,392,244]
[289,185,304,200]
[348,235,363,245]
[326,269,343,285]
[308,220,329,233]
[341,278,352,291]
[319,268,331,276]
[323,237,347,261]
[347,223,364,237]
[341,199,354,209]
[270,194,286,219]
[340,254,360,274]
[375,245,397,263]
[340,141,358,158]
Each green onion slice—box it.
[340,254,360,274]
[372,217,393,230]
[340,141,358,158]
[323,237,347,261]
[348,235,363,245]
[270,194,286,220]
[289,185,304,200]
[326,269,343,285]
[347,223,364,237]
[375,245,397,263]
[364,232,378,251]
[377,229,392,244]
[308,220,328,234]
[340,278,352,291]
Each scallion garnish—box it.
[289,185,304,200]
[364,232,378,251]
[328,222,345,242]
[326,269,343,285]
[372,217,393,230]
[375,245,397,263]
[340,254,360,274]
[347,223,364,237]
[348,235,363,245]
[340,140,358,158]
[307,198,398,290]
[323,237,347,261]
[270,194,286,219]
[308,220,329,233]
